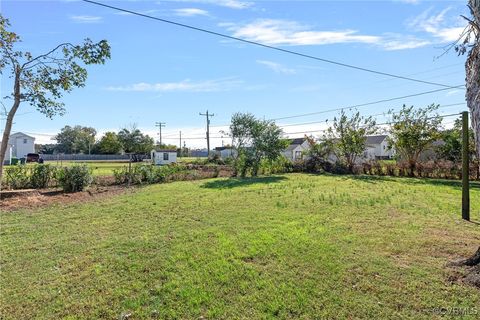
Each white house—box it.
[1,132,35,164]
[214,146,237,159]
[151,149,177,165]
[282,138,310,161]
[362,135,394,160]
[1,143,13,164]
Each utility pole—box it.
[462,111,470,221]
[155,122,166,147]
[199,110,214,156]
[179,130,182,157]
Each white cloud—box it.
[380,34,430,50]
[256,60,296,74]
[70,15,103,23]
[446,89,461,96]
[174,8,209,17]
[170,0,253,10]
[106,78,242,92]
[226,19,381,46]
[223,19,431,51]
[407,7,467,42]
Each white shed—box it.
[151,149,177,165]
[214,147,237,159]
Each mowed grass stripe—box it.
[1,174,479,319]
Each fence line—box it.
[40,154,132,161]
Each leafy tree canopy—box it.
[388,104,442,169]
[54,125,96,154]
[323,110,377,171]
[228,112,287,177]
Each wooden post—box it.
[462,111,470,221]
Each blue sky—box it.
[0,0,471,148]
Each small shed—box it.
[214,146,237,159]
[151,149,177,165]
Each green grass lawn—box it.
[1,174,479,319]
[42,161,137,176]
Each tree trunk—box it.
[466,0,480,166]
[0,69,21,196]
[462,246,480,266]
[461,0,480,269]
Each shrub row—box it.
[3,164,92,192]
[354,160,480,180]
[300,158,480,180]
[112,163,187,185]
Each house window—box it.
[295,151,302,160]
[163,153,169,161]
[23,139,27,144]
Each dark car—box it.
[26,153,40,163]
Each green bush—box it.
[113,165,152,185]
[112,164,187,185]
[4,165,30,189]
[260,157,293,175]
[30,164,56,189]
[57,165,93,192]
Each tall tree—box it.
[388,104,442,175]
[117,127,155,154]
[454,0,480,271]
[35,143,57,155]
[54,125,97,154]
[0,15,110,189]
[323,110,377,172]
[229,113,287,177]
[460,0,480,160]
[96,131,122,154]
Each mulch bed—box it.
[1,165,235,212]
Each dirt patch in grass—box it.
[0,185,132,212]
[447,265,480,289]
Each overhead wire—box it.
[82,0,460,89]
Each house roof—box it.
[10,132,35,140]
[214,146,233,151]
[154,149,177,152]
[365,135,388,145]
[285,144,302,151]
[288,138,306,146]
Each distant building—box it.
[282,138,310,161]
[362,135,394,160]
[151,149,177,165]
[190,149,209,158]
[214,146,237,159]
[1,132,35,164]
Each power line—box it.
[162,112,462,140]
[82,0,460,89]
[270,86,464,121]
[281,112,462,136]
[275,102,466,128]
[208,86,464,129]
[160,102,467,138]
